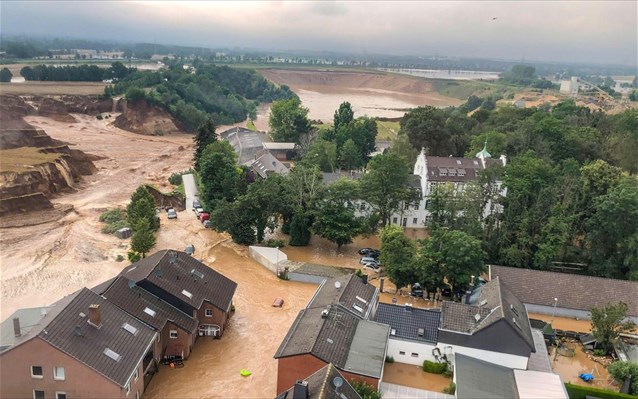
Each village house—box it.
[95,276,199,360]
[244,151,290,179]
[119,250,238,338]
[274,275,389,394]
[489,265,638,323]
[276,363,362,399]
[0,288,158,399]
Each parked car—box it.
[194,207,204,216]
[192,199,201,210]
[167,208,177,219]
[184,245,195,255]
[199,212,210,222]
[360,256,379,265]
[363,262,380,271]
[203,220,213,229]
[358,248,380,258]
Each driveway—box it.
[182,173,198,211]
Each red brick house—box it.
[0,288,158,399]
[120,250,237,338]
[274,275,389,395]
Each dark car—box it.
[203,220,213,229]
[363,262,380,271]
[358,248,380,258]
[184,245,195,255]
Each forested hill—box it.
[106,63,297,130]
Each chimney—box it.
[13,317,21,337]
[380,277,385,293]
[292,380,308,399]
[88,304,102,328]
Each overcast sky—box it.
[2,1,636,66]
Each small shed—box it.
[115,227,132,239]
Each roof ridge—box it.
[318,363,332,399]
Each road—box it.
[183,173,198,211]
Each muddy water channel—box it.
[144,240,317,398]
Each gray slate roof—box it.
[102,276,198,334]
[489,265,638,317]
[374,303,440,344]
[455,353,519,399]
[38,288,157,388]
[245,152,289,178]
[425,156,503,183]
[527,329,553,373]
[123,250,237,312]
[274,305,389,378]
[307,275,378,319]
[277,363,361,399]
[440,278,535,351]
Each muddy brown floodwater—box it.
[550,342,616,389]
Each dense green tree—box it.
[380,225,418,291]
[608,361,638,394]
[339,139,362,171]
[333,101,354,131]
[193,118,218,170]
[359,153,417,227]
[313,179,363,248]
[400,106,455,156]
[199,141,246,209]
[389,133,418,166]
[289,212,313,246]
[125,86,146,102]
[130,219,156,258]
[303,138,337,172]
[465,131,507,158]
[0,68,12,83]
[591,302,636,354]
[269,98,311,142]
[287,164,323,246]
[335,116,378,161]
[126,186,158,232]
[417,229,486,293]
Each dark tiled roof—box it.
[39,288,156,388]
[246,152,289,178]
[307,275,378,319]
[123,250,237,312]
[425,156,503,182]
[489,265,638,317]
[374,303,440,344]
[102,277,198,334]
[440,278,535,351]
[454,353,519,399]
[274,306,389,378]
[277,363,362,399]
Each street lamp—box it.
[551,298,558,323]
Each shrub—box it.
[443,382,456,395]
[100,208,126,224]
[96,114,103,120]
[101,220,129,234]
[565,383,637,399]
[607,361,638,394]
[442,369,453,378]
[115,254,125,262]
[264,239,285,248]
[594,349,607,356]
[168,172,183,186]
[385,355,394,363]
[127,251,141,263]
[350,380,382,399]
[423,360,448,374]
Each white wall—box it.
[248,246,287,274]
[436,342,528,370]
[386,338,437,366]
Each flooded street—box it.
[278,233,380,269]
[550,341,615,389]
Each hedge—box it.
[423,360,447,374]
[565,383,636,399]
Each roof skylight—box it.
[181,289,193,299]
[143,307,156,317]
[103,348,122,362]
[122,323,138,335]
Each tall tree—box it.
[0,68,12,83]
[389,133,418,166]
[313,178,363,248]
[193,118,218,170]
[199,140,246,209]
[287,164,323,246]
[269,98,311,143]
[333,101,354,131]
[335,117,378,161]
[380,225,418,292]
[339,139,362,171]
[359,153,416,227]
[303,138,337,172]
[400,106,454,156]
[127,186,158,232]
[417,229,486,293]
[130,219,156,258]
[591,302,636,354]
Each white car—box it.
[167,209,177,219]
[194,207,204,216]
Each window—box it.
[53,366,65,380]
[399,351,406,355]
[56,393,67,399]
[134,369,139,381]
[412,218,418,224]
[414,204,419,211]
[31,365,43,379]
[205,309,213,317]
[411,353,419,358]
[404,202,409,210]
[392,217,398,224]
[456,160,462,165]
[425,199,431,209]
[33,390,45,399]
[170,330,178,339]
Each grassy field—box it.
[376,120,400,140]
[431,79,521,100]
[0,82,107,95]
[0,147,63,173]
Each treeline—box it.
[19,62,136,82]
[499,65,556,89]
[395,100,638,281]
[106,63,297,129]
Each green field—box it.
[376,120,400,140]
